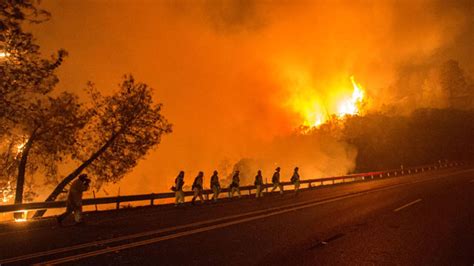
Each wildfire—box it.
[285,72,367,131]
[283,66,328,128]
[337,76,365,117]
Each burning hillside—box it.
[1,0,474,204]
[285,73,368,130]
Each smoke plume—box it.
[25,0,474,195]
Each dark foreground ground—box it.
[0,167,473,265]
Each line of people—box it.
[171,167,301,206]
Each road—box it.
[0,167,473,265]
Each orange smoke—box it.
[16,0,474,197]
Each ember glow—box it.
[13,210,28,223]
[1,181,13,203]
[16,141,26,154]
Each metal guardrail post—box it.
[93,190,98,211]
[150,193,155,206]
[116,197,120,210]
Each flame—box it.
[337,76,365,117]
[283,66,329,128]
[14,210,28,222]
[17,141,26,154]
[299,103,327,128]
[1,181,13,203]
[14,138,28,159]
[284,71,366,131]
[0,51,9,58]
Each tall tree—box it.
[13,92,88,205]
[1,0,68,208]
[34,75,172,217]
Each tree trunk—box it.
[33,131,121,218]
[14,130,37,204]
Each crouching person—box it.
[173,171,185,206]
[191,171,204,205]
[57,174,91,226]
[254,170,264,198]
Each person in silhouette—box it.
[191,171,204,204]
[229,170,241,198]
[173,171,185,206]
[291,167,301,194]
[210,170,220,202]
[254,170,264,198]
[271,167,283,194]
[57,173,90,226]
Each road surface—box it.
[0,167,473,265]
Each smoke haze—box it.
[27,0,474,195]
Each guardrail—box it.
[0,162,465,215]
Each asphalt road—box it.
[0,167,473,265]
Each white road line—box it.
[37,169,474,265]
[393,199,422,212]
[4,190,377,265]
[36,191,413,265]
[2,168,472,265]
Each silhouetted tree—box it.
[1,0,69,208]
[342,108,474,172]
[439,60,471,109]
[13,93,88,204]
[34,75,172,217]
[1,0,67,137]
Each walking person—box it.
[191,171,204,205]
[254,170,264,198]
[57,174,91,226]
[173,171,185,206]
[271,167,283,194]
[210,170,220,202]
[291,167,301,194]
[229,170,241,198]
